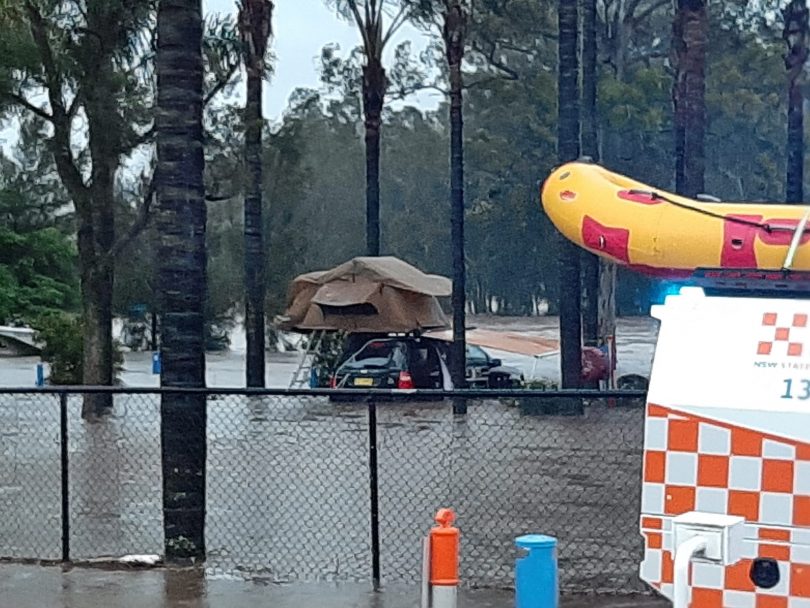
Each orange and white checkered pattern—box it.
[640,403,810,607]
[758,312,808,357]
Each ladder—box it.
[289,330,327,388]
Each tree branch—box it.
[628,0,669,27]
[382,3,410,47]
[67,93,81,119]
[205,192,237,202]
[470,39,520,80]
[0,91,53,122]
[23,0,89,202]
[347,0,373,49]
[24,1,67,120]
[464,74,513,89]
[104,173,156,266]
[387,82,446,100]
[204,62,239,105]
[367,0,376,25]
[625,0,646,21]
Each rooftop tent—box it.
[275,256,452,334]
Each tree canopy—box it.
[0,0,802,327]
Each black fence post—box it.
[367,397,381,591]
[453,393,467,416]
[59,391,70,563]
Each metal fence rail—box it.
[0,387,648,594]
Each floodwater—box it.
[0,564,669,608]
[0,392,649,592]
[0,315,659,593]
[0,315,660,388]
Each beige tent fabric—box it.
[315,257,451,296]
[275,257,451,333]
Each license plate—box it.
[354,377,374,386]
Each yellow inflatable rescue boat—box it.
[541,161,810,280]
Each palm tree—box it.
[783,0,809,203]
[580,0,600,387]
[156,0,207,562]
[239,0,273,387]
[401,0,468,403]
[558,0,582,389]
[672,0,707,197]
[444,0,467,408]
[329,0,413,256]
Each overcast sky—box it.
[0,2,440,152]
[203,0,440,119]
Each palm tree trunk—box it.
[244,70,266,387]
[672,0,707,198]
[783,0,809,203]
[241,1,271,388]
[156,0,207,562]
[363,60,385,256]
[445,0,467,408]
[580,0,599,389]
[558,0,582,389]
[787,83,804,203]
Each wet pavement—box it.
[0,564,669,607]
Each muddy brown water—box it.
[0,392,649,594]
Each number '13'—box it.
[782,379,810,399]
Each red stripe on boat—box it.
[582,215,630,263]
[721,214,761,268]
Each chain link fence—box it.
[0,389,647,594]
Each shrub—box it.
[33,313,123,385]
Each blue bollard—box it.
[152,352,161,375]
[309,367,319,388]
[515,534,558,608]
[35,362,44,387]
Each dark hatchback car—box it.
[329,335,523,391]
[331,337,443,390]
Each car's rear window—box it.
[342,340,408,370]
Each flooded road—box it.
[0,315,657,593]
[0,315,660,388]
[0,393,647,592]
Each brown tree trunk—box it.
[783,0,809,203]
[81,54,119,418]
[363,60,386,257]
[80,266,114,416]
[558,0,583,389]
[672,0,707,198]
[156,0,208,563]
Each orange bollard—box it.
[428,508,459,608]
